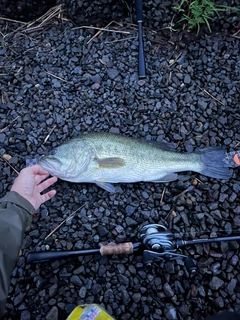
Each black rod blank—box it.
[135,0,146,78]
[176,235,240,248]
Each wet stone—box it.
[230,255,239,266]
[118,274,129,286]
[164,304,177,320]
[36,278,48,289]
[213,297,224,308]
[125,217,138,227]
[14,292,26,306]
[179,304,190,317]
[227,279,237,295]
[97,225,108,237]
[132,292,141,303]
[209,276,224,290]
[125,205,135,215]
[0,133,6,143]
[98,264,106,277]
[20,310,31,320]
[79,286,87,299]
[49,284,58,298]
[163,283,174,297]
[104,288,114,301]
[120,287,130,304]
[107,68,119,79]
[91,283,102,295]
[65,304,76,315]
[184,74,191,84]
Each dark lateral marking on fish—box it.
[95,157,125,168]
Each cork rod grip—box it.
[100,242,133,255]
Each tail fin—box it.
[198,147,233,180]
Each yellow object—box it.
[67,304,115,320]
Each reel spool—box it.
[138,224,197,274]
[139,224,175,253]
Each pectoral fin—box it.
[151,173,178,182]
[95,157,125,168]
[95,181,116,193]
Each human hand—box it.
[11,164,58,210]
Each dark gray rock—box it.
[49,284,58,298]
[107,69,119,79]
[164,304,177,320]
[209,276,224,290]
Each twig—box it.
[105,36,137,44]
[1,156,19,175]
[164,208,176,221]
[25,6,62,32]
[45,204,85,240]
[0,116,20,133]
[231,29,240,38]
[174,185,195,199]
[45,71,68,83]
[87,21,120,44]
[160,186,166,203]
[235,140,240,148]
[44,125,57,144]
[72,20,124,30]
[0,16,28,24]
[198,86,224,106]
[194,178,204,185]
[1,5,63,41]
[168,52,183,67]
[72,25,130,35]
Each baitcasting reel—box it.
[138,224,199,279]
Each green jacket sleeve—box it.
[0,191,35,318]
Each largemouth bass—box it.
[38,132,236,192]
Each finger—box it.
[26,164,51,176]
[35,173,50,185]
[40,189,57,205]
[38,176,58,193]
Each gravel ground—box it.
[0,1,240,319]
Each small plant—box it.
[121,0,133,23]
[174,0,239,33]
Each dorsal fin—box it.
[144,138,177,151]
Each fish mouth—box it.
[38,157,78,179]
[38,158,63,176]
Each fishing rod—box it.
[135,0,146,78]
[27,223,240,280]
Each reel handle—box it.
[142,250,188,265]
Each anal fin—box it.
[95,181,116,193]
[151,173,178,183]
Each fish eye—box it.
[50,149,57,155]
